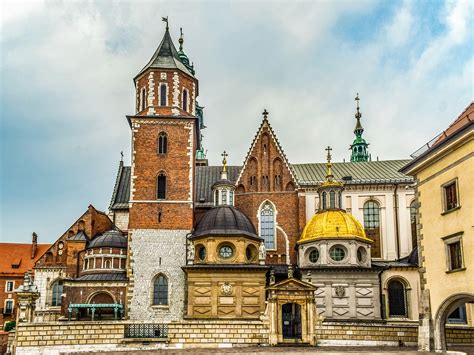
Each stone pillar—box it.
[267,293,278,346]
[418,289,434,351]
[15,271,40,323]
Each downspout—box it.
[393,184,400,260]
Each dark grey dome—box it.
[194,206,258,238]
[211,179,235,190]
[88,229,127,249]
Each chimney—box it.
[31,232,38,259]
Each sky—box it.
[0,0,472,244]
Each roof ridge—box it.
[109,160,124,210]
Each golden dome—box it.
[299,210,369,243]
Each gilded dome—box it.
[299,210,369,243]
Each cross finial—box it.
[162,16,169,29]
[262,109,269,120]
[221,151,228,172]
[355,93,361,119]
[120,151,124,162]
[325,146,333,179]
[179,27,184,51]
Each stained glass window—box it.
[260,203,275,249]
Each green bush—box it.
[4,321,16,332]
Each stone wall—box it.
[168,319,269,348]
[127,229,187,322]
[315,321,418,346]
[446,326,474,345]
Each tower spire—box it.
[325,146,333,181]
[350,93,370,162]
[162,16,169,30]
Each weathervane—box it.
[162,16,169,29]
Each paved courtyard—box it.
[69,345,474,355]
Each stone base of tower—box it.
[127,229,187,322]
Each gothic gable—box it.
[236,115,298,193]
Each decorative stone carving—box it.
[187,240,194,265]
[335,286,346,298]
[258,242,266,264]
[220,282,233,296]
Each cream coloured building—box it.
[401,102,474,351]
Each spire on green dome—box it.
[177,28,195,75]
[350,93,370,162]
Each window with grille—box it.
[388,280,407,317]
[153,275,168,305]
[448,241,463,270]
[443,181,458,212]
[51,280,64,307]
[363,200,381,258]
[5,281,14,293]
[260,203,275,250]
[157,173,166,199]
[158,132,167,154]
[4,300,13,314]
[160,84,167,106]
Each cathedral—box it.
[8,22,473,353]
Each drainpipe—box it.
[393,184,400,260]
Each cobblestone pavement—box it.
[69,345,474,355]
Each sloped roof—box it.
[109,162,130,210]
[135,28,194,80]
[74,273,128,282]
[111,159,413,210]
[196,166,241,207]
[293,160,413,185]
[0,243,50,277]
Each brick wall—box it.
[446,326,474,345]
[168,319,269,348]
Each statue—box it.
[258,242,266,263]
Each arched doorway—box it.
[434,293,474,351]
[282,303,302,340]
[89,292,115,318]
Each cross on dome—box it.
[221,151,228,172]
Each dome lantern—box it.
[318,146,344,211]
[211,151,236,206]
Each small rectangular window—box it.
[5,300,14,314]
[5,281,14,293]
[443,180,458,212]
[444,233,464,272]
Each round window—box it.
[357,247,366,263]
[329,246,346,261]
[198,246,206,261]
[309,249,319,263]
[219,245,233,259]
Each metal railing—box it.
[124,323,168,339]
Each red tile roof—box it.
[434,102,473,145]
[0,243,50,277]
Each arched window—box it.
[388,280,407,317]
[104,259,111,269]
[158,132,167,154]
[329,190,336,209]
[157,172,166,199]
[51,280,64,307]
[182,88,188,111]
[140,88,146,111]
[321,192,327,210]
[410,200,417,250]
[363,200,381,258]
[160,84,167,106]
[153,275,168,305]
[260,202,275,250]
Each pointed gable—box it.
[267,277,316,291]
[236,114,298,193]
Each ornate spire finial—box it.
[355,93,361,119]
[325,146,333,179]
[179,27,184,51]
[262,109,269,120]
[162,16,169,30]
[221,151,228,173]
[120,151,124,162]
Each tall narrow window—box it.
[260,202,275,250]
[388,280,407,317]
[158,132,167,154]
[443,180,458,212]
[410,201,417,250]
[182,89,188,111]
[448,241,463,270]
[51,280,64,307]
[153,275,168,305]
[222,191,227,205]
[160,84,167,106]
[363,200,381,258]
[329,190,336,209]
[157,173,167,200]
[4,300,13,314]
[321,192,327,210]
[140,88,146,111]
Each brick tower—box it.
[127,20,200,321]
